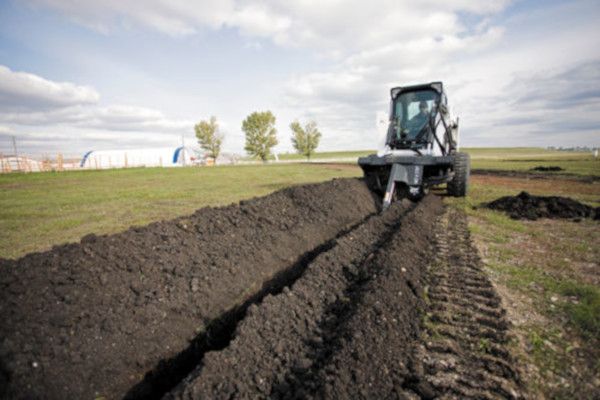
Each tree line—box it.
[194,111,322,162]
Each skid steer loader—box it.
[358,81,469,210]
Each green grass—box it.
[496,262,600,339]
[465,147,584,158]
[244,147,600,176]
[0,163,362,259]
[464,147,600,176]
[453,183,600,341]
[244,150,376,162]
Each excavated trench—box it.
[0,179,377,399]
[0,178,522,399]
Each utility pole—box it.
[181,134,185,166]
[12,136,21,171]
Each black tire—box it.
[447,151,470,197]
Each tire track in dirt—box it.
[408,208,523,399]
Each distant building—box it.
[80,147,195,169]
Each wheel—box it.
[447,152,470,197]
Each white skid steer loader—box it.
[358,82,470,211]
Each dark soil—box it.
[486,191,599,221]
[530,166,564,172]
[471,169,600,183]
[165,196,522,399]
[1,177,525,400]
[410,209,522,398]
[0,178,378,400]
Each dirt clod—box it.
[530,166,564,172]
[486,191,599,220]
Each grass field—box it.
[467,147,599,176]
[245,150,375,162]
[0,163,362,259]
[2,148,598,259]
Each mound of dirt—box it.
[165,197,522,399]
[470,169,600,183]
[0,178,378,400]
[486,191,599,221]
[530,166,564,172]
[165,195,445,399]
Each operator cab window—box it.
[392,89,439,145]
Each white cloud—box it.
[228,3,291,39]
[9,0,600,154]
[0,65,194,153]
[1,102,192,133]
[23,0,234,35]
[90,105,193,132]
[0,125,14,135]
[23,0,510,53]
[0,65,99,111]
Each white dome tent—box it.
[80,147,195,169]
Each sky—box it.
[0,0,599,157]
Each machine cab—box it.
[385,82,456,156]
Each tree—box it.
[242,111,278,161]
[290,120,322,160]
[194,116,224,162]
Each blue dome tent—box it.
[80,147,193,169]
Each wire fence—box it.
[0,150,221,173]
[0,153,85,173]
[0,150,359,174]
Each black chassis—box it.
[359,154,455,192]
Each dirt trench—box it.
[164,196,522,399]
[0,178,378,400]
[1,178,523,400]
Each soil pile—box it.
[471,169,600,183]
[165,195,445,399]
[165,198,522,399]
[0,178,378,400]
[530,166,564,172]
[487,191,599,221]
